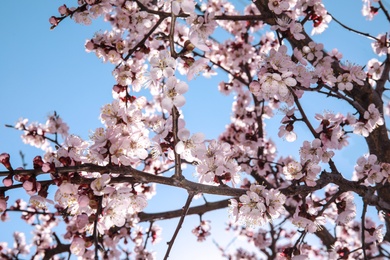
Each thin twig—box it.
[164,191,195,259]
[317,190,344,216]
[379,0,390,22]
[169,10,178,58]
[143,221,154,249]
[375,54,390,98]
[19,151,27,169]
[122,17,165,61]
[291,91,318,138]
[361,201,368,260]
[171,106,183,179]
[94,196,103,260]
[5,124,63,148]
[138,199,230,222]
[328,12,379,41]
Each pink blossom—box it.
[75,214,89,231]
[161,76,189,111]
[54,183,80,215]
[328,48,343,60]
[371,34,389,56]
[29,195,53,210]
[254,72,297,102]
[353,104,384,137]
[367,58,383,86]
[188,12,217,51]
[77,195,90,208]
[70,237,86,256]
[45,112,69,138]
[175,129,205,163]
[362,0,379,20]
[187,58,209,81]
[289,22,305,40]
[353,154,381,184]
[336,73,353,91]
[268,0,290,15]
[73,11,91,25]
[12,232,30,255]
[90,174,114,196]
[365,223,384,243]
[172,0,195,15]
[23,179,41,195]
[278,124,297,142]
[283,161,303,180]
[302,41,323,61]
[334,192,356,224]
[150,50,176,83]
[292,214,325,233]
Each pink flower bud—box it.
[58,5,68,15]
[2,174,13,187]
[23,180,34,192]
[49,16,59,27]
[0,153,12,170]
[33,156,44,169]
[42,162,55,173]
[85,40,95,51]
[0,197,7,213]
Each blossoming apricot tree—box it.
[1,0,390,259]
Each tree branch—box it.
[138,199,230,222]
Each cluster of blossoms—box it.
[325,189,356,225]
[12,113,69,151]
[2,0,390,259]
[281,111,344,186]
[278,106,298,142]
[295,0,332,35]
[291,197,326,233]
[353,153,390,185]
[329,218,384,259]
[192,220,211,242]
[0,198,60,258]
[273,18,305,41]
[280,104,382,186]
[229,184,286,226]
[149,50,176,86]
[249,45,298,106]
[194,140,241,185]
[54,174,147,258]
[187,11,217,51]
[0,232,30,258]
[88,99,151,166]
[353,103,384,137]
[283,159,318,187]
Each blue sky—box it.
[0,0,388,259]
